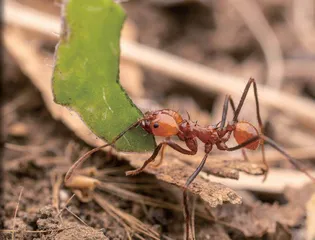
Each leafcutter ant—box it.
[65,78,315,184]
[65,78,315,239]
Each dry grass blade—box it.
[65,207,89,227]
[228,0,284,88]
[56,194,76,218]
[93,192,160,240]
[4,143,47,154]
[203,168,315,194]
[97,182,216,222]
[12,187,24,240]
[98,182,182,211]
[292,0,315,53]
[51,173,63,213]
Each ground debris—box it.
[126,154,242,207]
[203,159,265,179]
[197,224,231,240]
[211,201,304,238]
[284,183,315,208]
[169,150,266,180]
[54,224,108,240]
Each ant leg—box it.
[241,148,249,162]
[226,135,315,182]
[232,79,314,182]
[185,152,210,187]
[218,94,251,163]
[232,78,268,179]
[150,144,166,168]
[219,94,237,129]
[226,135,260,151]
[226,96,250,162]
[151,137,170,168]
[219,95,230,129]
[183,145,212,240]
[218,95,250,162]
[125,143,164,176]
[65,120,142,182]
[125,139,197,176]
[183,190,191,240]
[262,136,315,182]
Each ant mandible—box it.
[65,78,315,185]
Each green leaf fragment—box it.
[52,0,156,152]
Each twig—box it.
[56,193,76,218]
[2,88,35,116]
[98,182,182,211]
[98,182,214,222]
[4,143,45,153]
[65,207,89,226]
[12,187,24,240]
[4,1,315,130]
[228,0,284,89]
[51,173,63,213]
[292,0,315,53]
[205,145,315,165]
[4,155,35,171]
[200,168,315,194]
[64,141,75,164]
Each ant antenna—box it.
[64,119,143,182]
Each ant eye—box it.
[153,123,159,128]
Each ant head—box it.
[140,111,179,137]
[233,121,260,150]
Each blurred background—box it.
[2,0,315,239]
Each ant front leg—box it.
[151,137,171,168]
[125,138,197,176]
[150,144,167,168]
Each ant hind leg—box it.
[232,78,268,180]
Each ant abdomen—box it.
[233,121,260,150]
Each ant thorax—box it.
[178,120,218,144]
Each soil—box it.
[2,0,315,239]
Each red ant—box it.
[65,78,315,239]
[65,78,315,183]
